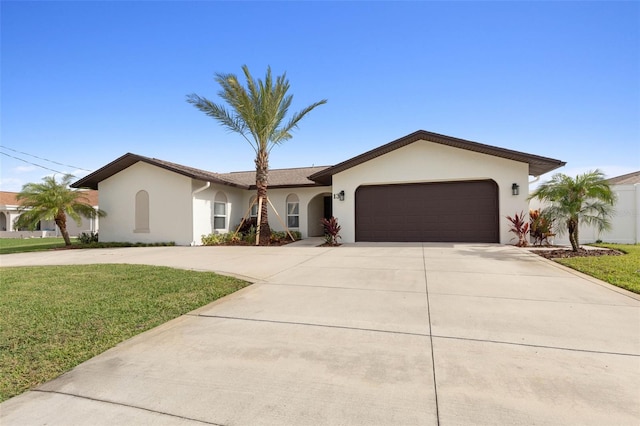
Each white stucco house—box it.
[71,130,565,246]
[0,190,99,238]
[531,170,639,245]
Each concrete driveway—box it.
[1,243,639,425]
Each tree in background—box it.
[187,65,326,245]
[14,174,106,246]
[529,170,616,252]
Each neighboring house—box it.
[71,130,565,245]
[0,190,99,238]
[531,170,639,245]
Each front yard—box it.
[0,237,73,254]
[555,244,640,294]
[0,264,249,402]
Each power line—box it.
[0,145,93,172]
[0,151,66,174]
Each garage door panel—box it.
[355,180,499,243]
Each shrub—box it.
[78,231,99,244]
[506,211,529,247]
[201,233,238,246]
[529,209,555,246]
[235,217,258,236]
[321,216,342,246]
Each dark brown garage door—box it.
[355,180,499,242]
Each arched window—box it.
[214,192,227,230]
[135,190,150,232]
[286,194,299,228]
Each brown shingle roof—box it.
[607,170,640,185]
[309,130,566,185]
[72,153,245,190]
[221,166,330,188]
[71,153,330,190]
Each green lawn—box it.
[0,237,75,254]
[556,244,640,294]
[0,264,249,402]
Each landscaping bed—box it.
[530,247,622,259]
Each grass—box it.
[556,244,640,294]
[0,237,74,254]
[0,264,249,402]
[0,238,175,255]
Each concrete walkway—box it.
[1,243,639,425]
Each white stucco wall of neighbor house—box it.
[99,162,194,245]
[533,183,639,245]
[240,186,332,240]
[331,140,530,244]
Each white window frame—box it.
[214,201,226,230]
[286,195,300,229]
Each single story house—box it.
[71,130,565,245]
[0,190,99,238]
[531,170,639,245]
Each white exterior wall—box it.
[192,182,245,245]
[531,183,639,245]
[99,162,194,245]
[240,186,331,239]
[331,140,529,244]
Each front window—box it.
[286,194,299,228]
[214,192,227,230]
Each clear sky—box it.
[1,1,638,192]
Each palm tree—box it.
[530,169,616,252]
[187,65,326,245]
[14,174,106,246]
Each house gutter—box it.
[192,181,210,196]
[191,182,211,246]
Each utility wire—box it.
[0,151,66,174]
[0,145,93,172]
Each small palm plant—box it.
[14,174,106,246]
[530,170,616,252]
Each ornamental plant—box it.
[506,211,530,247]
[321,216,342,246]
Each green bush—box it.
[201,233,240,246]
[77,231,99,244]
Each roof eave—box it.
[308,130,566,182]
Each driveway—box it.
[1,243,639,425]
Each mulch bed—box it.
[529,247,623,259]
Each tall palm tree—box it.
[530,169,616,252]
[14,174,106,246]
[187,65,326,245]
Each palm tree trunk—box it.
[567,218,579,252]
[255,150,271,245]
[55,210,72,246]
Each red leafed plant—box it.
[506,211,530,247]
[529,209,555,246]
[320,216,342,246]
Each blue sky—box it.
[2,1,638,192]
